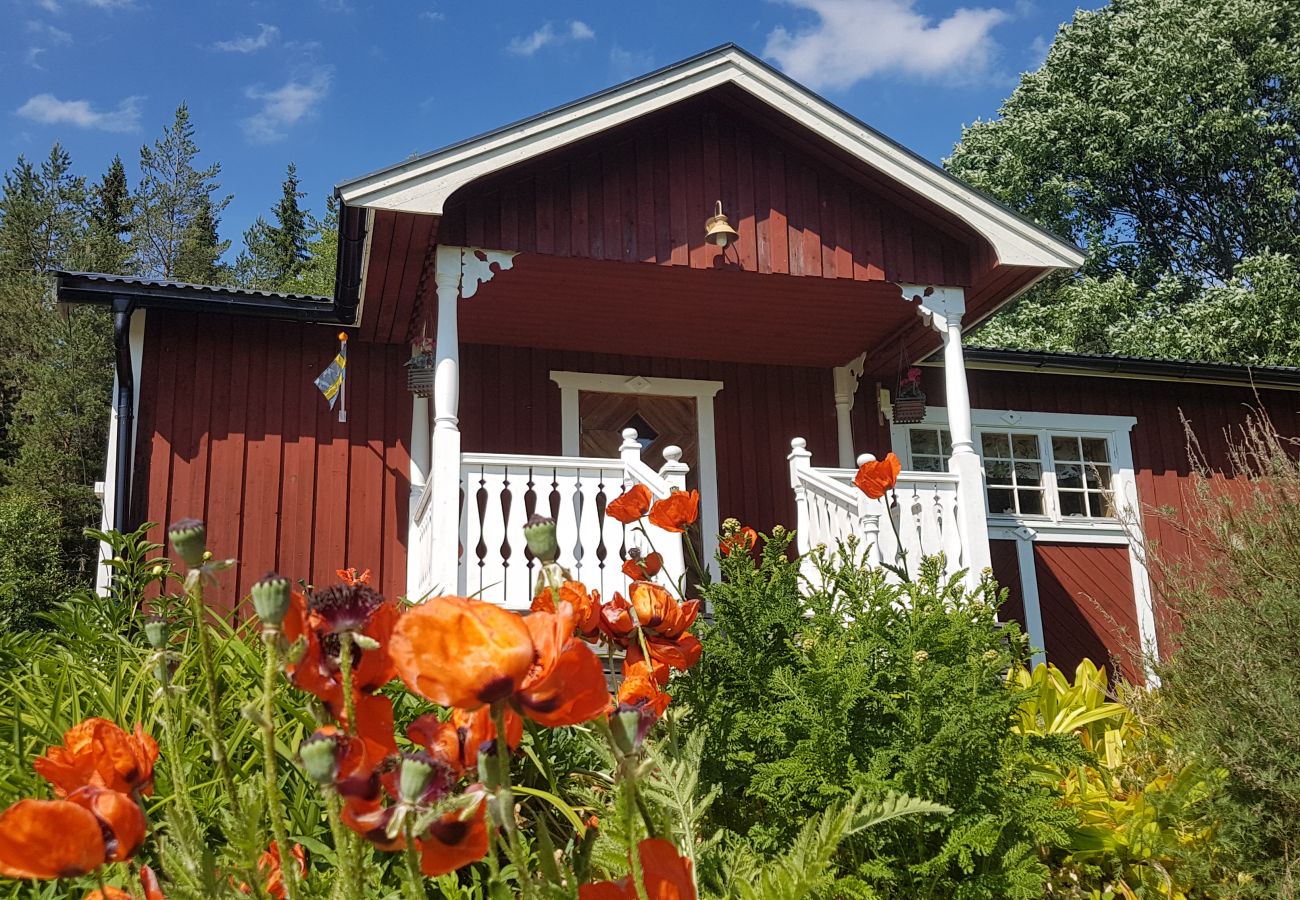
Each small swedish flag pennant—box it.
[315,332,349,422]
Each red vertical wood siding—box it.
[1033,543,1141,683]
[131,310,411,609]
[988,539,1026,628]
[435,94,976,289]
[458,343,839,536]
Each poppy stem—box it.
[260,630,299,900]
[322,789,361,900]
[401,814,427,900]
[337,631,358,735]
[885,490,911,583]
[489,704,533,900]
[183,570,240,807]
[95,868,110,898]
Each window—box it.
[892,410,1136,525]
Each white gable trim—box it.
[338,46,1082,271]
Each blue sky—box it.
[1,0,1098,247]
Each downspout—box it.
[111,295,136,533]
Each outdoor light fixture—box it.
[704,200,740,248]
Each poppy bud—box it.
[610,706,647,755]
[523,514,559,563]
[251,572,291,627]
[399,752,437,804]
[299,732,342,784]
[143,615,168,649]
[167,518,207,568]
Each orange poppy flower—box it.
[601,588,702,674]
[68,787,146,863]
[853,452,902,500]
[531,581,602,641]
[578,838,696,900]
[622,645,670,687]
[617,661,671,719]
[0,798,106,879]
[418,801,489,877]
[34,718,158,799]
[720,526,758,556]
[408,706,523,774]
[393,597,609,727]
[648,490,699,533]
[246,842,307,899]
[606,484,652,524]
[84,888,132,900]
[140,865,166,900]
[621,551,663,582]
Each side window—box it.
[980,431,1045,515]
[1052,435,1114,517]
[907,428,951,473]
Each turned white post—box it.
[856,452,882,567]
[427,246,464,595]
[832,354,865,469]
[406,393,431,594]
[619,428,642,486]
[899,284,992,587]
[659,445,689,492]
[787,437,813,558]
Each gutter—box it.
[110,295,136,533]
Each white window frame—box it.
[891,406,1159,673]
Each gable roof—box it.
[336,44,1083,271]
[54,271,341,322]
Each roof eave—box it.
[55,271,343,324]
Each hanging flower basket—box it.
[405,354,435,397]
[892,366,927,424]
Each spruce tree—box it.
[87,155,131,275]
[236,162,312,290]
[132,104,230,280]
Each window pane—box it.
[1086,490,1115,518]
[1018,489,1044,515]
[1059,491,1086,517]
[987,488,1015,515]
[1012,434,1041,459]
[1015,461,1043,485]
[1085,463,1112,489]
[1052,435,1080,461]
[982,432,1010,458]
[912,456,944,473]
[986,460,1013,485]
[910,429,939,456]
[1057,463,1084,488]
[1082,438,1110,463]
[939,430,952,455]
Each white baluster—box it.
[553,468,580,573]
[598,470,626,598]
[502,465,530,608]
[576,470,604,585]
[461,461,485,600]
[478,466,507,605]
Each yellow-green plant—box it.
[1012,660,1224,899]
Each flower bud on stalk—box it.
[399,752,437,804]
[252,572,291,628]
[523,514,559,563]
[144,615,169,649]
[299,732,342,785]
[167,518,207,568]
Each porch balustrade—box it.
[410,428,689,608]
[788,437,966,582]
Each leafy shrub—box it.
[1154,416,1300,896]
[0,486,66,632]
[677,532,1075,898]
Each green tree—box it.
[0,146,87,276]
[87,155,132,275]
[949,0,1300,361]
[132,104,230,281]
[297,193,339,296]
[236,163,313,291]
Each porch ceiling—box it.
[449,252,931,368]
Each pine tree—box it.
[297,193,338,296]
[236,162,312,290]
[0,145,87,275]
[87,155,131,275]
[132,104,230,280]
[173,194,230,284]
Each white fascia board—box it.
[337,48,1083,271]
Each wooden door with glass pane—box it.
[578,392,700,490]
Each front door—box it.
[577,392,700,492]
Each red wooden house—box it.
[56,46,1299,681]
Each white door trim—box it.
[550,370,724,566]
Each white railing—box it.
[411,429,689,608]
[788,437,965,582]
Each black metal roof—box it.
[54,271,346,324]
[945,346,1300,389]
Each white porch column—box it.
[427,246,464,594]
[899,284,992,587]
[406,393,431,594]
[831,353,866,469]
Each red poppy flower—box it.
[0,798,104,879]
[853,452,902,500]
[720,527,758,557]
[648,490,699,533]
[601,586,702,674]
[621,550,663,581]
[606,484,653,525]
[617,661,671,719]
[68,787,146,863]
[579,838,696,899]
[141,865,166,900]
[531,581,602,641]
[244,842,307,899]
[34,718,159,798]
[622,645,670,687]
[391,596,609,727]
[407,706,523,774]
[419,801,489,877]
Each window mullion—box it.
[1042,429,1061,522]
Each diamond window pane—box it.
[1082,438,1110,463]
[982,432,1010,457]
[910,429,940,455]
[623,414,658,451]
[1052,436,1081,461]
[1012,434,1041,459]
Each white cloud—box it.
[214,23,279,53]
[82,0,135,8]
[27,20,72,43]
[507,19,595,56]
[16,93,142,131]
[420,7,445,22]
[765,0,1011,89]
[241,69,331,143]
[609,45,654,79]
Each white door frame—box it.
[550,370,724,565]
